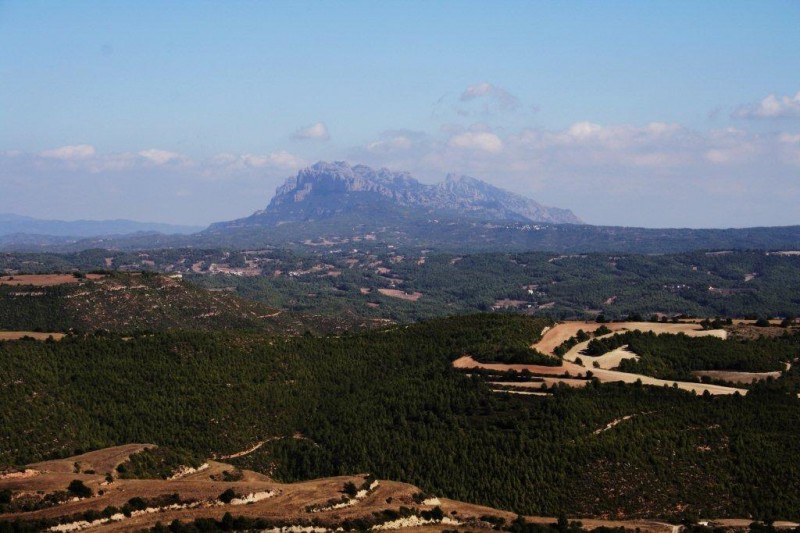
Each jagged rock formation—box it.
[225,161,581,226]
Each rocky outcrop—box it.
[246,161,581,225]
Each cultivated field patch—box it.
[0,331,65,341]
[455,322,748,396]
[377,289,422,301]
[0,274,105,287]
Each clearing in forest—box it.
[455,321,747,396]
[0,331,65,341]
[0,273,105,287]
[377,288,423,301]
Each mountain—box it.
[0,213,202,238]
[3,162,800,254]
[214,161,581,227]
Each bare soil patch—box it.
[457,322,742,396]
[377,288,422,301]
[491,377,588,389]
[585,367,746,395]
[29,444,154,476]
[492,299,527,309]
[453,355,583,377]
[551,322,740,395]
[0,274,105,287]
[0,331,65,341]
[580,346,639,370]
[533,321,727,357]
[491,389,550,396]
[692,370,782,384]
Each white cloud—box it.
[555,122,684,147]
[733,91,800,119]
[778,133,800,144]
[507,121,696,168]
[461,82,494,99]
[261,150,307,169]
[347,120,800,227]
[703,128,761,165]
[4,126,800,227]
[460,82,521,111]
[209,150,307,172]
[292,122,330,140]
[4,146,310,180]
[778,132,800,165]
[40,144,96,160]
[367,135,413,153]
[563,121,604,141]
[448,131,503,153]
[355,120,797,187]
[138,148,190,166]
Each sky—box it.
[1,1,799,228]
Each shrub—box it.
[343,481,358,498]
[67,480,92,498]
[218,488,238,504]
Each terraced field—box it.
[456,322,768,396]
[5,446,790,532]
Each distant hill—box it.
[0,213,202,238]
[211,161,582,229]
[0,272,351,334]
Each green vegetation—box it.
[116,447,204,480]
[2,315,800,519]
[584,331,796,381]
[217,488,238,504]
[0,272,350,335]
[66,479,92,498]
[0,494,190,532]
[437,314,557,365]
[553,329,593,357]
[4,248,800,324]
[144,507,450,533]
[0,489,72,515]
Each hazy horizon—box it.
[1,1,799,228]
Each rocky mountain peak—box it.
[258,162,581,224]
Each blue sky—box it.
[1,1,799,227]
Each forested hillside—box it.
[0,273,352,334]
[2,315,799,520]
[3,249,800,322]
[585,331,796,380]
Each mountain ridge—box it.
[225,161,581,226]
[0,213,203,238]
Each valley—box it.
[4,248,800,324]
